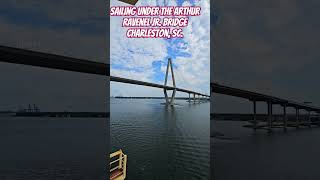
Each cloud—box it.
[110,0,211,97]
[110,0,168,82]
[165,0,210,94]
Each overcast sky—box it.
[212,0,320,113]
[110,0,210,97]
[0,1,107,112]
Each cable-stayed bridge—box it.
[0,45,209,105]
[1,45,320,133]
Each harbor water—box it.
[111,98,210,180]
[212,120,320,180]
[0,117,107,179]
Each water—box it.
[111,98,210,180]
[212,120,320,180]
[0,117,107,180]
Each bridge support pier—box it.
[193,93,196,103]
[271,103,273,128]
[163,58,176,105]
[188,93,191,103]
[296,108,300,129]
[308,111,311,128]
[283,104,287,132]
[267,101,273,133]
[253,100,257,130]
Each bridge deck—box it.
[0,45,319,112]
[111,76,209,96]
[0,45,209,97]
[0,45,108,76]
[212,83,320,112]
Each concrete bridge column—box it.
[267,101,272,133]
[163,58,176,105]
[171,89,176,105]
[253,100,257,130]
[283,104,287,132]
[308,111,311,128]
[296,108,299,129]
[271,102,273,128]
[193,93,196,103]
[164,88,169,104]
[188,93,191,102]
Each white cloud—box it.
[110,0,210,97]
[165,0,210,94]
[110,0,168,82]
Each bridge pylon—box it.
[164,58,176,105]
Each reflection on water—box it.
[111,99,210,180]
[212,120,320,180]
[0,117,107,179]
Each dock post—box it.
[296,108,299,129]
[268,101,272,133]
[253,100,257,130]
[283,104,287,132]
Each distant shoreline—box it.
[211,113,320,122]
[112,97,209,100]
[0,112,109,118]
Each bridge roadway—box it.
[0,45,108,76]
[2,45,320,110]
[1,45,320,109]
[111,76,209,97]
[212,82,320,112]
[212,82,320,132]
[2,45,320,133]
[0,45,209,97]
[1,45,320,112]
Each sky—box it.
[212,0,320,113]
[1,0,318,114]
[0,0,108,112]
[110,0,211,97]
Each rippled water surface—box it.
[212,120,320,180]
[111,99,210,180]
[0,117,107,179]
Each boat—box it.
[110,149,127,180]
